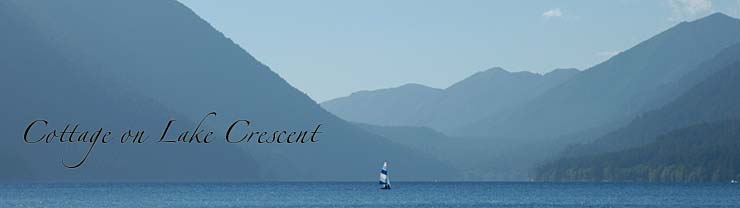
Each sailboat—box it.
[379,161,391,189]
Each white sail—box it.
[379,161,390,189]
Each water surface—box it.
[1,182,738,207]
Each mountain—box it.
[537,119,740,182]
[321,84,444,127]
[322,67,579,133]
[0,0,258,182]
[537,41,740,181]
[419,67,579,133]
[561,43,740,156]
[0,0,456,181]
[460,13,740,140]
[324,13,740,181]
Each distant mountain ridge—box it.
[562,43,740,157]
[322,67,579,134]
[323,83,444,127]
[460,12,740,140]
[322,13,740,181]
[536,32,740,182]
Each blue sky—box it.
[180,0,740,102]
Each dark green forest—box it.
[537,119,740,182]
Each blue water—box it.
[1,182,739,207]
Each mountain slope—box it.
[537,42,740,181]
[537,119,740,182]
[321,84,444,127]
[0,0,456,181]
[461,13,740,140]
[0,1,260,182]
[563,43,740,156]
[420,68,579,133]
[322,67,579,133]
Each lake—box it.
[1,182,738,207]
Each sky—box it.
[179,0,740,102]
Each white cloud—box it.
[669,0,713,21]
[542,8,563,18]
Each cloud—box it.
[542,8,563,18]
[668,0,713,21]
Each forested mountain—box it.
[537,43,740,181]
[323,13,740,181]
[0,0,456,182]
[460,13,740,140]
[324,13,740,181]
[562,43,740,157]
[537,119,740,182]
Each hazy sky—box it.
[179,0,740,102]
